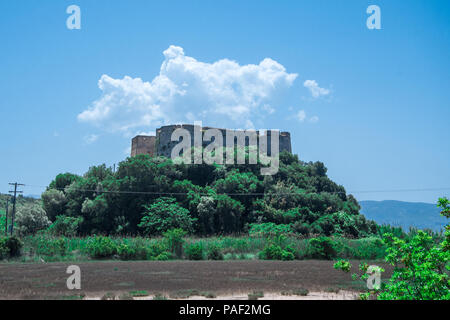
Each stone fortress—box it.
[131,124,292,158]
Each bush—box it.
[117,238,148,260]
[47,238,67,256]
[163,228,186,258]
[147,242,170,260]
[15,204,51,235]
[249,223,292,237]
[281,250,295,261]
[139,198,196,235]
[86,236,117,259]
[47,215,83,237]
[308,237,337,260]
[259,243,283,260]
[351,237,386,260]
[258,235,295,260]
[117,244,135,260]
[185,242,204,260]
[0,236,22,259]
[154,251,170,261]
[207,243,224,260]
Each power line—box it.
[18,183,450,197]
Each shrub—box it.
[334,259,351,272]
[117,244,137,260]
[0,236,22,259]
[139,198,196,235]
[185,242,204,260]
[207,243,224,260]
[259,243,283,260]
[249,223,292,237]
[163,228,186,258]
[15,204,51,235]
[25,235,67,257]
[48,238,67,256]
[350,237,386,260]
[47,215,83,237]
[281,250,295,261]
[148,242,169,260]
[86,236,117,259]
[154,251,170,261]
[0,241,7,259]
[308,237,337,260]
[117,240,148,260]
[258,235,295,260]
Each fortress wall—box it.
[132,124,292,158]
[131,136,156,157]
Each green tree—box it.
[49,172,81,190]
[334,197,450,300]
[41,189,67,221]
[139,197,196,235]
[197,196,217,235]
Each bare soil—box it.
[0,260,392,300]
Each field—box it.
[0,260,393,300]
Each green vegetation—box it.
[334,197,450,300]
[0,236,22,259]
[33,152,376,237]
[1,153,448,301]
[5,232,392,263]
[129,290,149,297]
[184,242,204,260]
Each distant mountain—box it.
[359,200,447,232]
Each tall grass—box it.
[11,233,390,263]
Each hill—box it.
[40,152,378,237]
[359,200,447,232]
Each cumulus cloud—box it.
[296,110,306,122]
[295,110,319,124]
[303,80,330,98]
[78,45,298,135]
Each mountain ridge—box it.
[359,199,447,232]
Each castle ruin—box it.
[131,124,292,158]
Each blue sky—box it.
[0,0,449,203]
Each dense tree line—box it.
[39,151,377,237]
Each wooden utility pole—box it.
[8,183,24,236]
[4,197,9,236]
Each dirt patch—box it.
[0,260,392,300]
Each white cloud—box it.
[296,110,306,122]
[78,45,298,135]
[84,134,99,145]
[309,116,319,123]
[303,80,330,98]
[294,110,319,124]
